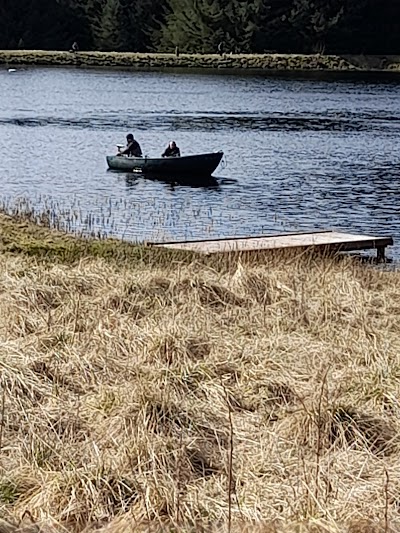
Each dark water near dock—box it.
[1,67,400,257]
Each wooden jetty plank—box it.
[152,231,393,258]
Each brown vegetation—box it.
[2,50,400,73]
[3,50,400,74]
[0,214,399,532]
[0,50,372,72]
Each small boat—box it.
[106,151,224,176]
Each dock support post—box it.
[377,246,386,262]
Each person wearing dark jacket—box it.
[162,141,180,158]
[70,41,79,53]
[119,134,142,157]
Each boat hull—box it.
[106,152,223,176]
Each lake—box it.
[1,66,400,256]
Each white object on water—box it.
[8,68,17,73]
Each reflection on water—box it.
[110,171,221,189]
[139,174,221,189]
[1,67,400,256]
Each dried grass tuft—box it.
[0,220,400,531]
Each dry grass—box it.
[2,50,400,73]
[0,50,358,72]
[0,215,400,532]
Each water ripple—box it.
[1,67,400,258]
[2,110,400,133]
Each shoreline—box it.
[2,50,400,73]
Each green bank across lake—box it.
[3,50,400,72]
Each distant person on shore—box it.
[118,134,142,157]
[70,41,79,53]
[162,141,181,158]
[217,41,224,56]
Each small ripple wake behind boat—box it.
[106,151,224,176]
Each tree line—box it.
[1,0,399,55]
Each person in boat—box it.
[161,141,181,158]
[118,133,142,157]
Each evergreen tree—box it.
[328,0,400,55]
[91,0,124,51]
[288,0,345,53]
[157,0,221,53]
[253,0,296,52]
[0,0,89,50]
[157,0,262,53]
[120,0,163,51]
[1,0,400,55]
[221,0,263,53]
[71,0,160,51]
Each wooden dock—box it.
[152,230,394,260]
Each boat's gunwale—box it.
[107,151,223,164]
[106,151,224,176]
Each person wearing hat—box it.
[161,141,181,158]
[118,133,142,157]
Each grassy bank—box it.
[2,50,400,72]
[0,213,400,532]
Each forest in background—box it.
[1,0,399,55]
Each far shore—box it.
[2,50,400,73]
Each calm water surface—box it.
[1,67,400,256]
